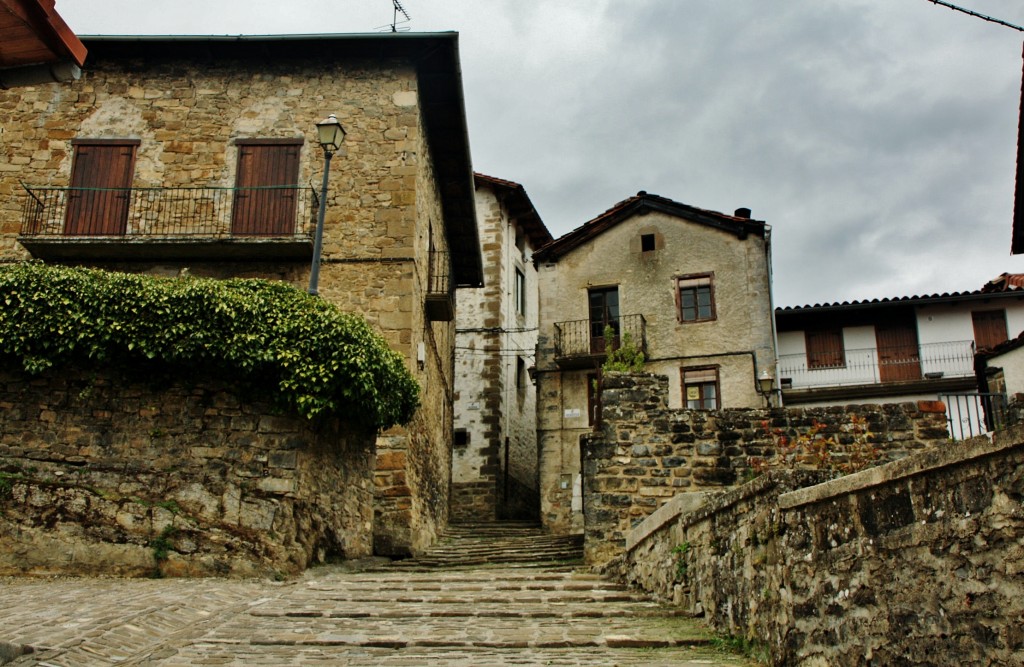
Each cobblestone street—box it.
[1,564,760,666]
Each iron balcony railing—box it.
[20,184,317,239]
[427,249,452,299]
[425,249,454,321]
[554,314,647,359]
[778,339,976,390]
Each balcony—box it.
[19,184,316,261]
[778,340,976,397]
[425,249,453,321]
[553,314,647,369]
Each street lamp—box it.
[308,113,347,295]
[758,369,775,407]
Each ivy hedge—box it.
[0,262,419,429]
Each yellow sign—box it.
[686,386,700,401]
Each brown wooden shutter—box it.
[806,328,844,369]
[875,322,921,382]
[64,140,138,235]
[972,310,1008,351]
[232,140,302,236]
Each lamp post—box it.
[308,113,346,296]
[758,369,776,408]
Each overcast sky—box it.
[57,0,1024,307]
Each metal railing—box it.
[554,314,647,359]
[427,249,452,299]
[20,184,316,239]
[940,392,1008,440]
[778,340,975,389]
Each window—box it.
[587,372,599,425]
[972,310,1008,350]
[232,139,302,236]
[683,367,719,410]
[516,357,527,392]
[806,328,845,369]
[514,268,526,317]
[641,233,656,252]
[676,274,715,322]
[65,139,140,235]
[588,287,620,353]
[453,429,469,448]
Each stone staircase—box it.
[391,520,584,568]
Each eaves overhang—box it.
[776,290,1024,324]
[474,173,552,249]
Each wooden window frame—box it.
[682,366,720,410]
[805,328,846,369]
[675,273,716,323]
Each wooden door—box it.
[231,141,301,236]
[588,287,619,354]
[876,322,921,382]
[64,141,138,235]
[972,310,1008,351]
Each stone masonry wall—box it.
[0,364,375,577]
[611,428,1024,666]
[583,373,949,564]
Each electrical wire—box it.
[924,0,1024,32]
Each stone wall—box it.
[0,364,375,577]
[611,427,1024,666]
[583,373,949,564]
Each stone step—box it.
[396,521,585,569]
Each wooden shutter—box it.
[875,322,921,382]
[806,328,844,369]
[64,140,139,235]
[232,140,302,236]
[972,310,1008,351]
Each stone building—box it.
[532,192,777,533]
[451,174,551,521]
[0,33,482,557]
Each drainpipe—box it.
[764,223,783,406]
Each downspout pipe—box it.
[764,223,783,406]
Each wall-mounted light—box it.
[758,369,775,407]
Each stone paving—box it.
[1,564,761,666]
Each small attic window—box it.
[641,233,656,252]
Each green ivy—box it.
[0,262,419,429]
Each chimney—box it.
[734,207,751,219]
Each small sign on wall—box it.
[564,408,581,418]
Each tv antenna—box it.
[380,0,411,32]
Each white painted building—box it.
[776,274,1024,437]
